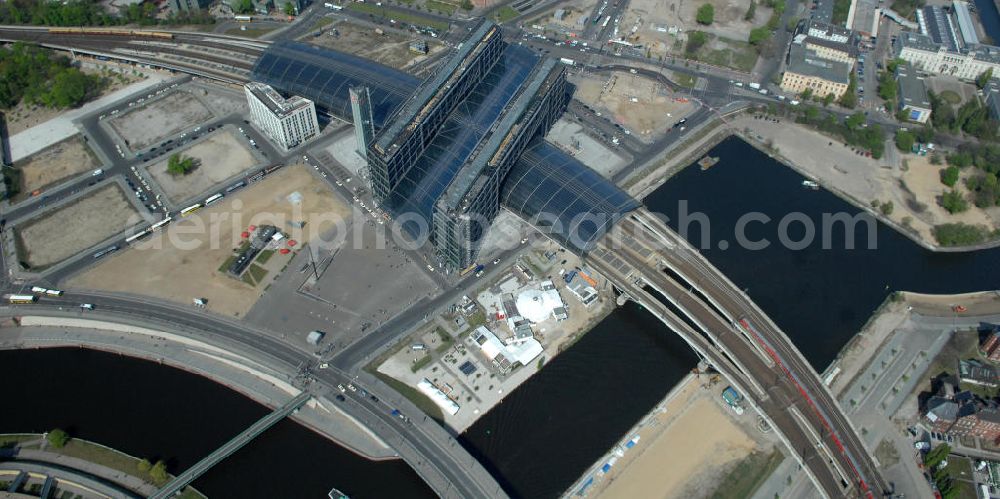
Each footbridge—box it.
[587,207,889,499]
[149,391,312,499]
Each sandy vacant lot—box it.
[69,165,351,317]
[625,0,770,45]
[302,20,444,70]
[108,90,214,151]
[16,184,139,268]
[897,155,1000,240]
[595,381,763,499]
[14,135,100,197]
[573,71,694,137]
[147,129,258,205]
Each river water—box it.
[5,137,1000,498]
[973,0,1000,44]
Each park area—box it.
[572,71,695,138]
[11,135,101,201]
[69,165,352,317]
[107,90,214,151]
[146,128,258,205]
[300,19,444,70]
[14,183,140,269]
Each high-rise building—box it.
[244,82,320,151]
[367,20,503,203]
[350,86,375,161]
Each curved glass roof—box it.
[502,140,640,254]
[251,40,419,128]
[383,46,539,236]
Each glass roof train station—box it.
[251,21,638,270]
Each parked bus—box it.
[8,294,37,304]
[179,204,202,217]
[204,193,223,206]
[30,286,47,294]
[150,217,172,231]
[125,229,152,244]
[44,289,64,297]
[234,15,252,22]
[93,245,119,259]
[225,181,246,193]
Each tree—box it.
[233,0,255,14]
[838,72,857,109]
[167,153,195,176]
[940,166,960,186]
[460,0,473,10]
[940,189,969,214]
[283,1,296,15]
[137,458,152,473]
[748,26,770,45]
[744,0,756,20]
[878,71,897,104]
[976,68,993,90]
[48,69,90,108]
[686,31,708,54]
[47,429,69,448]
[933,223,991,246]
[880,201,894,215]
[150,460,169,484]
[845,111,865,130]
[822,93,835,106]
[895,129,915,152]
[696,3,714,24]
[800,87,813,100]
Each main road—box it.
[1,290,507,499]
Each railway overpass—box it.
[587,208,888,498]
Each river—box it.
[973,0,1000,44]
[6,136,1000,499]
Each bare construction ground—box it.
[299,20,444,69]
[572,71,695,136]
[15,184,139,269]
[591,378,779,499]
[107,90,214,151]
[147,129,258,205]
[621,0,770,60]
[13,135,101,199]
[69,165,351,317]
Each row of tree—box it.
[0,0,215,27]
[0,42,104,110]
[793,106,886,158]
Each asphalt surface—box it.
[3,292,506,499]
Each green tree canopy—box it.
[976,68,993,90]
[895,129,915,152]
[47,429,69,448]
[233,0,255,14]
[748,26,770,45]
[940,166,960,186]
[284,2,296,15]
[167,153,196,176]
[696,3,714,24]
[940,189,969,213]
[686,31,708,54]
[150,460,169,484]
[744,0,756,20]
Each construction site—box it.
[571,70,695,139]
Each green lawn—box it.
[247,263,268,284]
[410,353,432,372]
[217,254,237,273]
[674,72,696,88]
[493,5,519,22]
[347,2,450,31]
[943,455,979,499]
[255,249,275,265]
[691,36,758,72]
[708,449,784,499]
[425,0,457,15]
[224,27,276,38]
[370,371,445,422]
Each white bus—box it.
[204,193,223,205]
[235,15,252,22]
[44,289,64,297]
[179,204,202,217]
[125,229,152,244]
[8,294,37,304]
[150,217,172,231]
[30,286,47,294]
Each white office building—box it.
[244,82,320,151]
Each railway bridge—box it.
[586,208,889,499]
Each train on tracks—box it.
[47,27,174,40]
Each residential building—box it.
[959,359,1000,387]
[980,327,1000,361]
[244,82,320,151]
[923,384,1000,443]
[781,42,852,98]
[792,20,857,65]
[167,0,211,13]
[985,79,1000,123]
[896,62,932,123]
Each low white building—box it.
[244,82,320,151]
[417,378,460,415]
[471,326,543,374]
[514,280,565,323]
